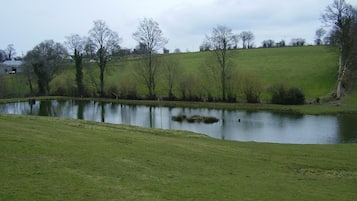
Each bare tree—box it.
[276,40,286,47]
[262,40,275,48]
[232,34,241,49]
[89,20,121,97]
[174,48,181,53]
[206,25,237,101]
[315,28,327,45]
[133,18,168,99]
[22,60,35,95]
[290,38,306,46]
[240,31,255,49]
[199,39,212,51]
[322,0,357,99]
[24,40,68,95]
[84,38,96,58]
[0,50,6,61]
[65,34,86,96]
[5,44,16,60]
[161,56,182,99]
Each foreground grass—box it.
[1,115,357,200]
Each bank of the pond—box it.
[1,96,357,115]
[1,114,357,201]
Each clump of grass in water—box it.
[171,113,219,124]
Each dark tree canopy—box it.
[24,40,68,95]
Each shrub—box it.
[179,74,202,101]
[270,84,286,104]
[286,88,305,105]
[270,84,305,105]
[240,72,263,103]
[107,85,119,98]
[119,78,138,99]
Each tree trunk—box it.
[336,53,343,99]
[28,78,34,96]
[147,52,156,99]
[100,66,105,97]
[221,48,226,101]
[74,49,84,96]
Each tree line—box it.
[20,18,168,99]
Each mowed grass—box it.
[1,114,357,200]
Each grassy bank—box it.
[1,114,357,200]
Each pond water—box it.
[1,100,357,144]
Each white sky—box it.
[1,0,357,55]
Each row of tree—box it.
[23,18,167,99]
[200,31,255,51]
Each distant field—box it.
[57,46,338,101]
[1,114,357,200]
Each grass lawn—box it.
[1,114,357,200]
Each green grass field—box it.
[1,114,357,200]
[0,46,344,102]
[51,46,339,101]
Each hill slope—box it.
[58,46,338,101]
[1,114,357,200]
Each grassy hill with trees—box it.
[49,46,340,102]
[2,45,355,112]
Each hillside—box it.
[1,46,340,102]
[53,46,338,101]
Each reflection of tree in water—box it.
[75,100,88,120]
[56,99,71,117]
[120,104,137,125]
[337,114,357,143]
[221,110,225,140]
[149,107,154,128]
[39,100,56,116]
[101,102,105,123]
[28,99,36,115]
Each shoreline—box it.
[1,96,356,115]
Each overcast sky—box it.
[2,0,357,55]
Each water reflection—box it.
[0,100,357,144]
[337,114,357,143]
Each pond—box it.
[1,99,357,144]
